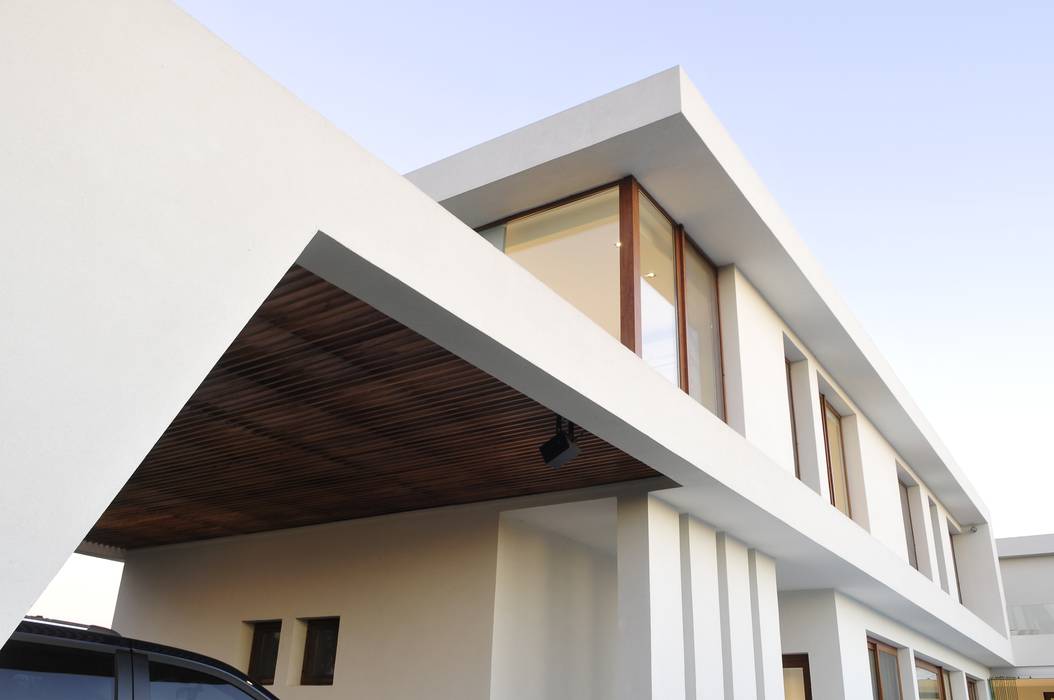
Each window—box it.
[898,479,919,570]
[150,660,250,699]
[0,639,115,699]
[967,679,979,700]
[501,186,621,340]
[915,658,948,700]
[479,178,725,419]
[782,653,812,700]
[785,360,801,479]
[247,620,281,685]
[639,191,679,385]
[301,617,340,686]
[948,522,963,603]
[867,640,903,700]
[930,501,949,592]
[682,234,723,416]
[820,394,851,516]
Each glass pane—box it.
[0,640,115,700]
[504,188,620,339]
[869,648,881,700]
[638,194,679,385]
[150,661,251,699]
[899,482,919,569]
[247,620,281,685]
[916,664,940,700]
[301,618,340,685]
[684,241,723,415]
[783,667,808,700]
[879,650,903,700]
[824,400,850,515]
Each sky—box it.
[30,0,1054,623]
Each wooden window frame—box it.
[475,176,727,421]
[300,617,340,686]
[914,657,949,700]
[820,393,852,517]
[246,619,281,686]
[868,639,903,700]
[783,653,813,700]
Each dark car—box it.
[0,617,278,699]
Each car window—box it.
[149,660,251,699]
[0,639,115,699]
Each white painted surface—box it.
[616,495,686,700]
[999,551,1054,666]
[748,550,784,699]
[681,516,724,700]
[490,508,617,700]
[28,554,124,628]
[717,534,757,700]
[114,506,500,700]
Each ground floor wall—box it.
[780,590,994,700]
[114,505,502,700]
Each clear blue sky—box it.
[175,0,1053,537]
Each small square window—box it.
[247,620,281,685]
[300,617,339,686]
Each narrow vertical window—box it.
[948,523,964,603]
[502,187,621,339]
[868,640,903,700]
[967,679,979,700]
[930,501,950,592]
[786,360,800,478]
[820,394,851,516]
[899,480,919,570]
[682,238,723,416]
[247,620,281,685]
[301,617,340,686]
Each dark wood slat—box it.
[89,266,657,549]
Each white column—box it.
[911,490,940,584]
[948,670,970,700]
[680,516,724,700]
[749,550,784,700]
[899,647,920,700]
[934,510,954,594]
[717,533,757,700]
[617,495,686,700]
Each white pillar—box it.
[680,515,724,700]
[617,494,686,700]
[749,550,784,699]
[899,647,920,700]
[948,670,970,700]
[907,485,938,582]
[717,533,757,700]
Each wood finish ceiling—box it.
[89,265,656,549]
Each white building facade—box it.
[0,1,1027,699]
[991,536,1054,697]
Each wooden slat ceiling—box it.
[89,265,657,549]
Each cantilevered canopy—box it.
[88,266,656,549]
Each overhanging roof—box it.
[407,66,988,526]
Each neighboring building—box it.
[0,2,1037,699]
[990,536,1054,698]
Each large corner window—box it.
[820,394,851,517]
[500,186,621,339]
[478,177,725,418]
[868,639,903,700]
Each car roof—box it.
[14,617,273,697]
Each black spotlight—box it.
[539,415,580,469]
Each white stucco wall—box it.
[490,516,617,700]
[113,506,500,700]
[779,590,993,700]
[1000,554,1054,667]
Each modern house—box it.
[0,1,1032,699]
[990,536,1054,697]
